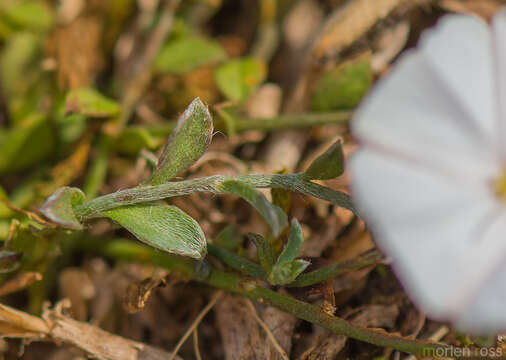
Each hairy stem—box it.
[73,174,354,219]
[103,240,450,356]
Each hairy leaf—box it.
[248,233,274,273]
[218,180,288,236]
[303,140,344,180]
[268,259,310,286]
[103,204,207,259]
[277,219,304,265]
[40,187,86,230]
[147,98,213,185]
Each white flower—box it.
[350,10,506,332]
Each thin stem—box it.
[120,110,352,140]
[232,111,351,132]
[73,174,355,219]
[103,241,451,356]
[287,250,383,287]
[208,244,266,279]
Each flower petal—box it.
[492,9,506,157]
[456,215,506,333]
[353,15,499,182]
[350,149,503,320]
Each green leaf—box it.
[0,113,54,173]
[311,57,372,111]
[65,87,121,118]
[214,57,266,102]
[218,180,288,237]
[215,224,242,252]
[0,185,13,218]
[302,140,344,180]
[154,36,227,74]
[40,187,86,230]
[147,98,213,185]
[0,1,53,31]
[103,204,207,259]
[248,233,274,273]
[115,127,163,155]
[277,219,304,264]
[0,31,41,101]
[268,259,310,286]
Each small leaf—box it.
[215,224,242,252]
[214,57,266,102]
[277,219,304,265]
[218,180,288,236]
[65,87,121,118]
[103,204,207,259]
[115,127,162,155]
[248,233,274,273]
[40,187,85,230]
[0,1,53,31]
[268,259,311,285]
[147,98,213,185]
[302,140,344,180]
[311,57,372,111]
[154,36,227,74]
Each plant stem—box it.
[73,174,354,219]
[103,240,450,356]
[232,111,351,132]
[207,243,266,279]
[287,250,383,287]
[120,110,352,142]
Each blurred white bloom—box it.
[350,10,506,332]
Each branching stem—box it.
[74,174,354,219]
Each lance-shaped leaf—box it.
[147,98,213,185]
[248,233,274,273]
[268,259,310,286]
[40,187,85,230]
[277,219,304,264]
[268,219,310,285]
[218,180,288,236]
[103,204,207,259]
[65,88,121,118]
[302,140,344,180]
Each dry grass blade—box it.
[245,299,290,360]
[169,291,224,360]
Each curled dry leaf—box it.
[123,276,167,314]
